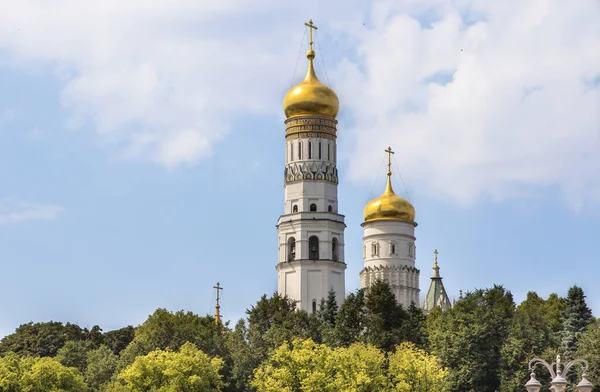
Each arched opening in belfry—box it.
[292,205,298,213]
[287,237,296,261]
[309,236,319,260]
[332,238,339,261]
[310,204,317,212]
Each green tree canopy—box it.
[499,292,566,392]
[118,308,229,370]
[111,341,224,392]
[85,344,119,391]
[388,342,449,392]
[252,338,388,392]
[252,338,448,392]
[561,285,594,358]
[227,293,322,392]
[56,339,94,373]
[0,352,88,391]
[0,321,89,357]
[104,326,135,355]
[575,319,600,391]
[427,285,515,392]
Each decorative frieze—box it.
[284,161,338,184]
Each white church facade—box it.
[276,20,451,313]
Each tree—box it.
[575,320,600,392]
[388,342,449,392]
[104,326,135,356]
[118,308,229,371]
[317,289,339,326]
[0,321,89,357]
[112,342,224,391]
[228,293,323,391]
[499,292,566,392]
[427,285,515,392]
[561,286,594,358]
[252,338,388,391]
[0,352,88,391]
[85,344,119,391]
[333,290,365,347]
[403,303,428,349]
[56,339,94,373]
[362,280,409,352]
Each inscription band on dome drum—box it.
[285,116,338,139]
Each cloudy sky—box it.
[0,0,599,335]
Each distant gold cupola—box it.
[283,20,339,119]
[363,147,416,223]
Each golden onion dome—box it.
[364,173,415,223]
[283,49,339,119]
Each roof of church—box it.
[422,250,452,313]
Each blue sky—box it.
[1,0,599,336]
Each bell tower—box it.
[276,20,346,312]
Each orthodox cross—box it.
[434,249,439,264]
[213,282,223,324]
[385,146,395,175]
[304,19,318,51]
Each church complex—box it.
[275,20,452,314]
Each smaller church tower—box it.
[360,147,419,308]
[422,249,452,313]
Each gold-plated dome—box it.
[283,21,339,119]
[364,147,415,223]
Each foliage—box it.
[427,285,515,392]
[113,341,224,391]
[252,338,448,392]
[228,293,322,392]
[576,320,600,392]
[252,338,388,391]
[56,339,94,373]
[333,290,365,347]
[117,309,230,373]
[388,342,449,392]
[0,352,88,391]
[561,286,594,358]
[0,321,89,358]
[499,292,566,392]
[103,326,135,355]
[362,279,409,351]
[317,289,339,327]
[85,344,119,390]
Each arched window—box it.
[391,243,396,255]
[308,141,312,159]
[332,238,339,261]
[298,142,302,160]
[319,142,322,159]
[292,205,298,213]
[310,204,317,212]
[287,237,296,261]
[312,300,317,314]
[290,142,293,161]
[328,205,333,212]
[371,242,378,257]
[328,143,330,160]
[309,236,319,260]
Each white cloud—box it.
[336,0,600,207]
[0,0,598,206]
[0,202,64,225]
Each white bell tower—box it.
[276,20,346,312]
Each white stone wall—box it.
[277,260,346,312]
[277,119,345,312]
[360,220,420,308]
